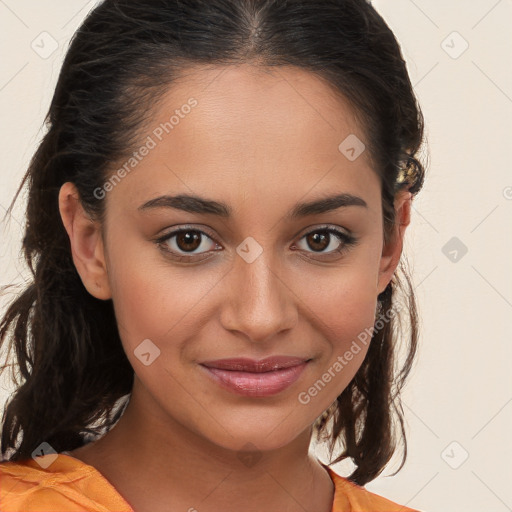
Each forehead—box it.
[105,63,379,214]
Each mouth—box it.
[199,356,312,397]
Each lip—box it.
[200,356,311,397]
[201,356,309,372]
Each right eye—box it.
[155,227,221,262]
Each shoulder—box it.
[0,453,131,512]
[326,466,422,512]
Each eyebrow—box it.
[138,192,368,218]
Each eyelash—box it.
[155,225,358,263]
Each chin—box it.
[196,415,312,456]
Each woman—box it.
[0,0,425,510]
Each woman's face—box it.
[63,64,409,452]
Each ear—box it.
[377,188,412,295]
[58,182,112,300]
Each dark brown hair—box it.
[0,0,425,486]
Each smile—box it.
[199,356,311,397]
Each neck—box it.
[71,380,334,512]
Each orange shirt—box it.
[0,453,420,511]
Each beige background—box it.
[1,1,511,511]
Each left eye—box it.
[294,227,356,255]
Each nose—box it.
[219,247,298,344]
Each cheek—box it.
[106,244,222,359]
[314,284,375,367]
[293,263,378,408]
[297,258,378,345]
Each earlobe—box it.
[58,182,112,300]
[377,189,412,294]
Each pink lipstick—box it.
[200,356,310,397]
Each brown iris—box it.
[306,231,330,252]
[176,231,202,252]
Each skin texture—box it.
[59,64,411,512]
